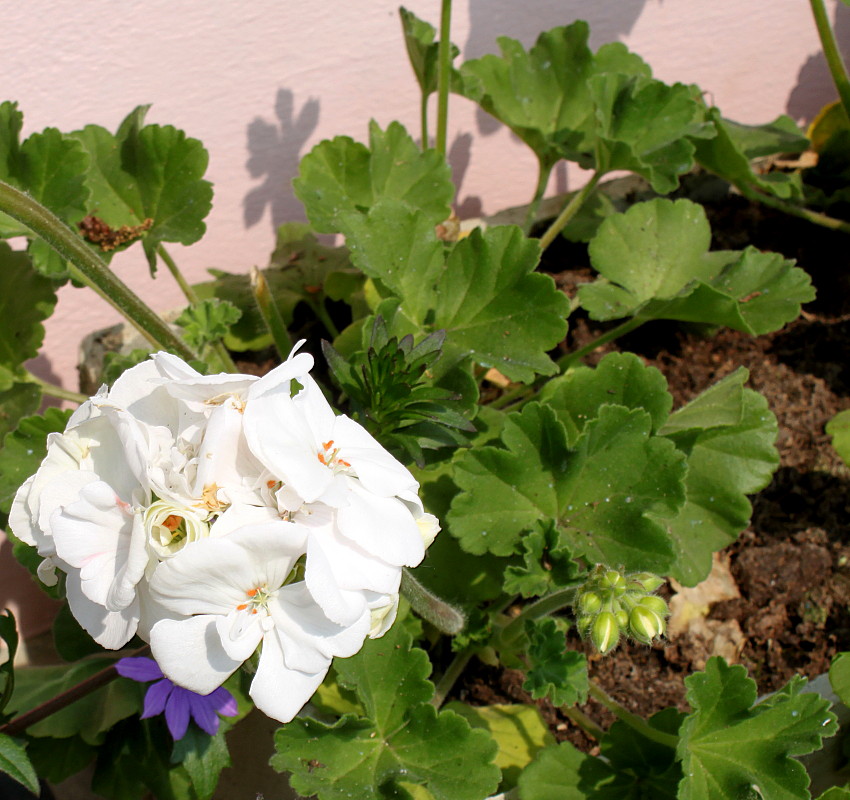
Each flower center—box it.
[235,584,275,615]
[316,439,351,473]
[144,500,209,558]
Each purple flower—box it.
[116,656,238,740]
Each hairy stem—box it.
[0,646,150,737]
[26,371,88,404]
[401,568,466,636]
[0,181,197,361]
[251,266,294,361]
[523,160,555,235]
[588,679,678,749]
[810,0,850,122]
[430,646,475,709]
[435,0,453,156]
[538,171,602,251]
[497,585,580,649]
[561,704,606,741]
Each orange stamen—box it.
[338,459,350,467]
[236,603,247,610]
[163,515,182,531]
[322,440,334,450]
[247,588,258,597]
[317,453,326,465]
[266,479,277,488]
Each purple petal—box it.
[187,692,220,737]
[206,686,238,718]
[116,657,164,683]
[141,679,173,719]
[165,689,191,740]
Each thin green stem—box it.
[434,0,453,156]
[401,568,466,635]
[561,704,606,741]
[588,679,678,749]
[251,266,294,361]
[430,645,474,709]
[307,297,341,340]
[0,645,150,737]
[810,0,850,121]
[25,371,88,404]
[736,180,850,236]
[157,244,200,306]
[557,317,645,372]
[0,181,197,362]
[421,92,430,149]
[538,171,602,251]
[497,585,581,649]
[523,160,555,235]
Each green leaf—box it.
[661,371,779,585]
[523,618,588,707]
[0,102,23,184]
[444,702,554,789]
[71,106,213,272]
[829,651,850,707]
[172,725,231,800]
[519,709,686,800]
[399,7,461,97]
[25,734,95,784]
[11,658,142,744]
[694,109,808,199]
[448,402,686,572]
[0,732,39,796]
[0,383,41,442]
[677,657,838,800]
[52,602,106,662]
[175,298,241,351]
[294,120,454,233]
[578,199,814,334]
[590,72,712,193]
[504,521,580,598]
[0,242,58,388]
[0,408,73,514]
[345,203,569,382]
[272,624,500,800]
[539,352,672,444]
[0,610,18,717]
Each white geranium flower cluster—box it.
[10,345,438,723]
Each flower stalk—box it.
[434,0,453,156]
[401,568,466,635]
[809,0,850,124]
[251,266,294,361]
[0,181,198,362]
[588,679,679,749]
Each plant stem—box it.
[251,266,294,361]
[587,679,678,749]
[736,180,850,236]
[557,317,645,372]
[307,297,341,340]
[0,646,150,737]
[0,181,197,362]
[435,0,453,156]
[523,160,555,234]
[401,568,466,635]
[421,93,430,149]
[496,586,580,649]
[430,645,474,709]
[561,704,606,741]
[25,371,88,404]
[538,171,602,251]
[810,0,850,122]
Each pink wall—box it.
[0,1,844,632]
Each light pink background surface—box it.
[1,1,846,634]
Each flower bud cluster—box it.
[574,566,669,654]
[11,343,438,723]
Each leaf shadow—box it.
[243,88,320,232]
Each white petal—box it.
[250,627,327,723]
[65,570,139,649]
[150,616,243,694]
[215,609,266,662]
[336,485,425,567]
[304,535,368,626]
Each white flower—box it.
[148,523,371,722]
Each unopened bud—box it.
[576,614,595,636]
[630,572,665,593]
[629,605,665,644]
[601,570,626,593]
[615,608,629,629]
[638,595,669,618]
[591,611,620,654]
[578,591,602,614]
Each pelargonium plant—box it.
[0,2,849,800]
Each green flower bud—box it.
[638,595,669,618]
[629,605,664,644]
[576,614,595,636]
[629,572,665,593]
[591,611,620,654]
[615,608,629,628]
[601,570,626,593]
[577,591,602,614]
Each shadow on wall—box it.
[243,88,320,233]
[787,1,850,123]
[0,535,60,639]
